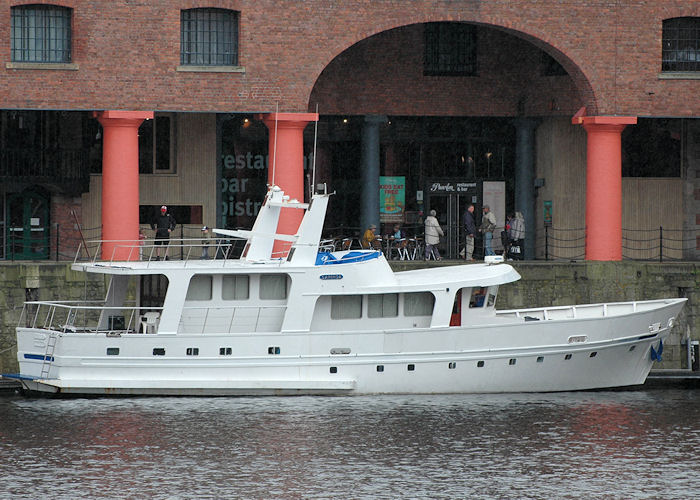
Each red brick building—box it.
[0,1,698,260]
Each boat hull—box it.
[9,298,684,396]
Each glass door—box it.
[7,191,49,260]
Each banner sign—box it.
[428,181,477,193]
[380,176,405,222]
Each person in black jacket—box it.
[150,205,176,259]
[463,204,476,260]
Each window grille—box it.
[662,17,700,72]
[11,5,72,63]
[424,22,477,76]
[181,8,238,66]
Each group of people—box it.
[465,204,525,260]
[360,204,525,261]
[154,201,524,262]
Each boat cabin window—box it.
[260,274,288,300]
[469,287,488,308]
[404,292,435,316]
[368,293,398,318]
[331,295,362,319]
[140,274,168,309]
[186,275,213,301]
[487,291,496,307]
[222,275,249,300]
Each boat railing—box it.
[496,300,653,321]
[74,237,249,265]
[18,300,162,334]
[179,304,287,333]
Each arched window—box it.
[11,5,72,63]
[662,17,700,72]
[180,8,239,66]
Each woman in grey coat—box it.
[424,209,444,260]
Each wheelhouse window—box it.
[223,275,249,300]
[662,17,700,72]
[11,5,72,63]
[404,292,435,316]
[186,275,212,300]
[469,287,488,308]
[180,8,239,66]
[424,22,477,76]
[368,294,398,318]
[331,295,362,320]
[260,274,287,300]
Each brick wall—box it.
[0,1,697,117]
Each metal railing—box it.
[2,222,698,262]
[18,301,153,334]
[537,226,693,261]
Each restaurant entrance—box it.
[425,180,479,260]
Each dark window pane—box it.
[155,117,171,171]
[424,23,477,76]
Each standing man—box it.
[463,204,476,261]
[479,205,496,257]
[151,205,176,259]
[424,209,444,260]
[201,226,211,259]
[508,211,525,260]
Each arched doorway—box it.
[6,190,50,260]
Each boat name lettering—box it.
[320,274,343,280]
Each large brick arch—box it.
[307,20,597,117]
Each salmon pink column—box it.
[573,111,636,260]
[95,110,154,260]
[258,112,319,256]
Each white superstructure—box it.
[4,186,686,395]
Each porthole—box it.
[106,347,119,356]
[477,360,485,368]
[536,356,544,363]
[186,347,199,356]
[377,365,384,372]
[448,362,457,369]
[267,346,281,355]
[589,351,597,358]
[219,347,232,355]
[565,354,572,360]
[330,366,338,374]
[407,364,415,371]
[629,345,636,352]
[509,358,516,365]
[153,348,165,356]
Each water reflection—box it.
[1,391,698,499]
